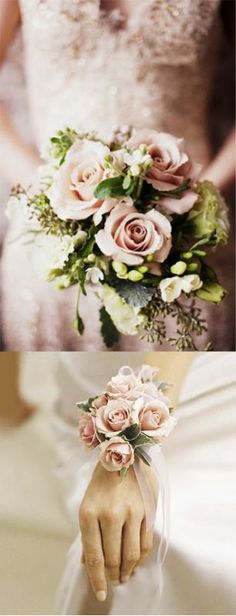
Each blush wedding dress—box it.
[0,0,232,351]
[22,351,234,615]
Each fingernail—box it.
[96,591,106,602]
[121,576,130,583]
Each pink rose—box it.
[136,398,175,441]
[127,129,201,215]
[50,139,113,223]
[106,370,138,399]
[100,437,134,471]
[78,412,99,448]
[92,394,109,411]
[95,399,137,437]
[96,200,172,266]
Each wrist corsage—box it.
[77,364,176,477]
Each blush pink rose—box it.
[95,200,172,266]
[106,370,138,399]
[95,399,137,437]
[127,129,201,215]
[135,398,175,441]
[78,412,99,448]
[100,437,134,471]
[50,139,113,223]
[92,394,109,411]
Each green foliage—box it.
[133,433,156,447]
[119,423,141,441]
[49,128,79,164]
[94,176,127,199]
[99,306,120,347]
[142,291,209,350]
[29,192,80,236]
[76,396,97,412]
[116,281,156,308]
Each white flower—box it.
[160,274,203,303]
[85,267,104,285]
[181,274,202,293]
[6,194,30,224]
[98,284,146,336]
[160,276,183,302]
[32,232,84,281]
[123,148,152,176]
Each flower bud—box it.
[112,261,127,276]
[196,282,226,304]
[180,251,193,260]
[127,270,144,282]
[187,263,198,273]
[192,249,206,257]
[86,253,96,264]
[170,261,187,275]
[137,265,148,274]
[146,254,154,263]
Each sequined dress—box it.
[1,0,229,350]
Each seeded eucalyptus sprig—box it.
[141,291,209,350]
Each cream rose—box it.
[95,399,137,437]
[128,129,201,215]
[50,139,112,222]
[78,412,99,448]
[106,369,138,399]
[100,437,134,471]
[136,398,175,441]
[96,200,172,265]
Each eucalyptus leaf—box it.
[116,281,156,308]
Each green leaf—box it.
[200,262,218,282]
[76,396,97,412]
[133,432,156,447]
[116,281,156,308]
[119,466,128,479]
[99,306,120,348]
[119,423,141,441]
[135,448,151,466]
[94,176,126,199]
[74,314,85,335]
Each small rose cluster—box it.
[77,365,176,474]
[8,126,228,348]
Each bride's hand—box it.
[79,461,158,602]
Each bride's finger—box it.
[81,550,85,564]
[120,516,142,582]
[80,514,107,602]
[100,516,123,584]
[139,519,154,564]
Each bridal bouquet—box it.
[77,365,176,476]
[8,126,229,349]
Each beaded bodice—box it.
[19,0,222,164]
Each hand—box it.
[79,461,158,602]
